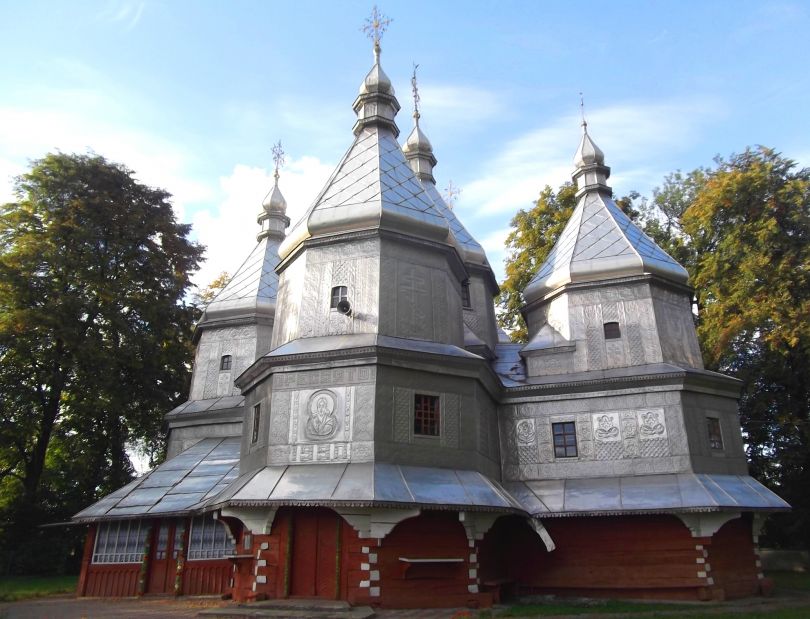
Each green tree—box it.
[497,182,577,342]
[0,152,204,572]
[679,147,810,548]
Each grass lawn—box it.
[0,575,77,602]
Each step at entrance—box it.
[198,599,375,619]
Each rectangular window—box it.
[552,422,578,458]
[707,417,724,450]
[330,285,348,309]
[92,520,150,564]
[220,355,232,370]
[603,322,621,339]
[187,515,235,560]
[251,404,261,444]
[461,280,472,309]
[414,394,440,436]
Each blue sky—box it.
[2,0,809,287]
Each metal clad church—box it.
[72,32,789,607]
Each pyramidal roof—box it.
[402,115,489,267]
[200,239,282,323]
[524,125,688,303]
[200,175,289,325]
[279,46,449,260]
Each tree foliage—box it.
[497,183,577,342]
[0,152,204,573]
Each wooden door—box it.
[289,508,341,598]
[146,519,182,594]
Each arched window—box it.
[603,322,621,340]
[220,355,232,370]
[330,286,348,309]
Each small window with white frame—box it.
[220,355,232,371]
[92,520,150,564]
[330,286,348,309]
[187,514,235,560]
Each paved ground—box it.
[0,596,463,619]
[2,591,810,619]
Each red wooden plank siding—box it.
[183,559,232,595]
[480,514,721,601]
[84,564,141,597]
[706,515,760,600]
[376,511,485,608]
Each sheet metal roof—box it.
[73,437,240,522]
[504,473,790,517]
[208,462,524,513]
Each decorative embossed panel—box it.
[396,263,431,340]
[393,386,412,444]
[592,413,621,443]
[637,409,667,440]
[293,388,353,445]
[442,393,460,448]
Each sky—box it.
[2,0,809,288]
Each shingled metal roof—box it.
[199,237,282,323]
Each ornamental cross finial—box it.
[443,180,461,211]
[362,5,391,53]
[411,63,421,124]
[271,140,285,180]
[579,92,587,131]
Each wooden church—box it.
[73,20,789,608]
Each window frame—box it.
[330,286,348,310]
[603,322,621,340]
[220,355,232,371]
[461,280,472,309]
[413,393,441,437]
[92,520,150,564]
[187,515,235,561]
[251,403,261,444]
[707,417,724,450]
[552,421,578,458]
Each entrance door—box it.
[289,508,341,598]
[146,519,184,594]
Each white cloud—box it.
[460,97,725,219]
[191,156,333,288]
[97,0,146,30]
[0,97,212,222]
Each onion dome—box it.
[352,42,401,137]
[262,170,287,215]
[573,120,605,168]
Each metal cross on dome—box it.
[411,63,421,121]
[271,141,285,178]
[362,5,392,48]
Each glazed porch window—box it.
[220,355,232,371]
[707,417,724,450]
[552,422,578,458]
[188,514,235,560]
[92,520,150,564]
[330,285,348,309]
[414,394,440,436]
